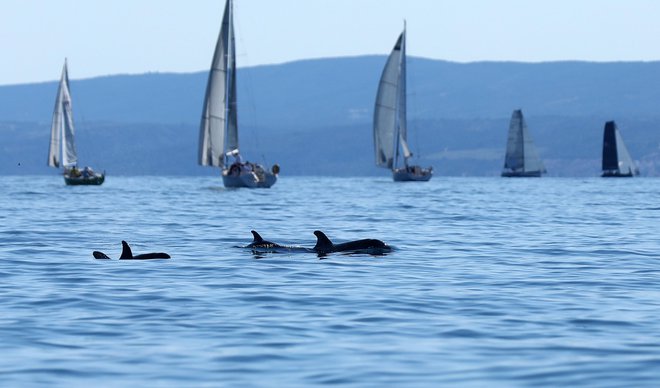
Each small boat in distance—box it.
[601,121,638,177]
[198,0,278,188]
[501,109,546,177]
[373,24,432,182]
[47,59,104,186]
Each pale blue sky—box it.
[2,0,660,85]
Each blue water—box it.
[2,175,660,387]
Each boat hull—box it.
[392,166,433,182]
[501,170,543,177]
[601,171,634,178]
[64,173,105,186]
[222,164,277,188]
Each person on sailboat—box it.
[227,149,243,164]
[82,166,95,178]
[227,149,244,176]
[69,166,81,177]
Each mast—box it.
[223,0,233,167]
[392,23,405,170]
[395,21,413,170]
[520,118,526,172]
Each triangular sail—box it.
[602,121,618,171]
[374,32,405,169]
[614,129,635,174]
[602,121,635,175]
[48,60,77,168]
[503,109,544,173]
[199,0,238,168]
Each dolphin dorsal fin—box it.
[251,230,264,243]
[120,241,133,260]
[93,251,111,260]
[313,230,333,251]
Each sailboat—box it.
[373,25,432,182]
[199,0,278,188]
[48,59,105,186]
[501,109,546,177]
[601,120,638,177]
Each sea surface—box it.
[1,175,660,387]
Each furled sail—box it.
[374,31,406,169]
[503,109,544,173]
[48,60,77,168]
[602,121,636,175]
[199,0,238,168]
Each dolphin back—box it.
[132,252,171,260]
[119,241,170,260]
[335,239,389,252]
[93,251,112,260]
[313,231,391,254]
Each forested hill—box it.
[2,57,660,176]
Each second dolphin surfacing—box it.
[93,241,171,260]
[312,230,392,255]
[246,230,311,254]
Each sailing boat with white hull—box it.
[199,0,278,188]
[373,25,432,182]
[48,59,104,186]
[501,109,546,177]
[601,121,638,177]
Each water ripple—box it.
[1,176,660,386]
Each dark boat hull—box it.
[222,164,277,188]
[392,166,433,182]
[501,170,543,177]
[601,171,634,178]
[64,174,105,186]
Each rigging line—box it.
[233,4,268,165]
[407,55,422,160]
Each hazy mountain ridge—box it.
[2,56,660,176]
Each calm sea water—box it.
[1,175,660,387]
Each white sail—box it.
[614,126,635,174]
[199,0,238,168]
[399,134,412,160]
[504,109,544,173]
[48,60,77,168]
[374,31,406,169]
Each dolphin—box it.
[245,230,312,255]
[93,241,171,260]
[312,230,392,255]
[247,230,285,249]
